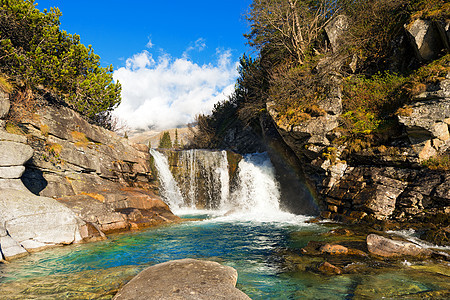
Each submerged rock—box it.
[366,234,432,258]
[113,258,251,300]
[318,261,342,275]
[320,244,349,255]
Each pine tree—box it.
[174,129,180,149]
[158,131,172,149]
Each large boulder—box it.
[366,234,432,258]
[57,187,180,234]
[325,15,349,51]
[0,189,87,260]
[22,105,156,197]
[436,20,450,51]
[113,258,251,300]
[405,19,444,61]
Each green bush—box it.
[0,0,121,127]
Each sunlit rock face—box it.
[113,259,251,300]
[0,189,87,261]
[0,100,180,261]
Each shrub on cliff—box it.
[0,0,121,128]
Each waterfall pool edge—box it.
[0,213,449,300]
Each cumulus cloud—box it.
[113,47,239,130]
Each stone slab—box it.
[0,189,85,252]
[0,166,25,179]
[0,130,27,143]
[0,179,29,191]
[113,258,251,300]
[0,141,33,166]
[0,235,28,260]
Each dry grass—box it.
[396,106,413,117]
[71,131,89,147]
[7,88,37,123]
[0,74,13,94]
[40,124,50,137]
[422,153,450,170]
[5,122,26,135]
[47,143,62,157]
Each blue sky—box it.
[36,0,253,130]
[36,0,253,67]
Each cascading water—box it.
[149,149,184,210]
[229,153,281,217]
[150,149,291,220]
[175,150,230,210]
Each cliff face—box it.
[0,94,179,261]
[262,18,450,241]
[207,16,450,244]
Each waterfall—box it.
[150,149,289,218]
[149,149,184,210]
[230,153,281,216]
[176,150,230,210]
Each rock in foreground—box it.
[113,258,251,300]
[0,189,87,260]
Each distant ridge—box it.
[128,126,195,148]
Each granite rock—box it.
[113,258,251,300]
[0,189,86,259]
[366,234,432,258]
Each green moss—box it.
[342,109,381,134]
[343,71,407,115]
[409,54,450,87]
[421,153,450,170]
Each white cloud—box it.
[183,38,206,58]
[113,47,239,130]
[146,37,154,49]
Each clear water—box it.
[1,152,447,299]
[0,214,449,299]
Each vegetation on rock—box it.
[0,0,121,128]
